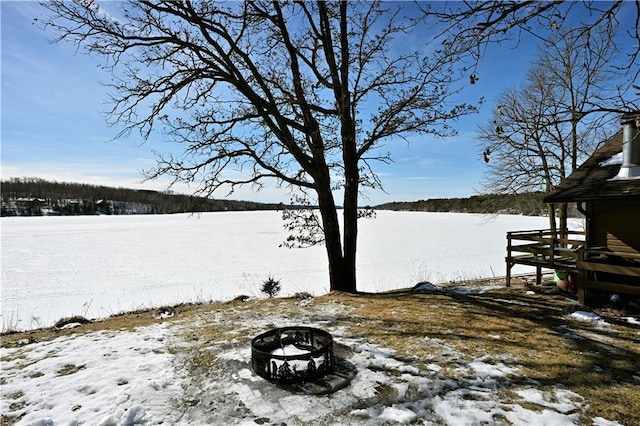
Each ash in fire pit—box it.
[251,326,355,394]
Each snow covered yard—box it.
[1,211,557,331]
[2,287,639,425]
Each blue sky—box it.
[0,2,576,205]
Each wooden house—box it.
[506,113,640,305]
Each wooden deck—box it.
[506,229,640,304]
[506,229,585,286]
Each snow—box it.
[571,311,601,321]
[271,344,311,356]
[467,359,517,378]
[432,388,582,425]
[624,316,640,325]
[269,344,325,372]
[600,152,623,167]
[1,210,554,331]
[8,210,635,424]
[413,282,505,295]
[592,418,624,426]
[378,406,418,423]
[1,210,635,425]
[444,284,504,294]
[0,301,604,425]
[514,388,584,414]
[1,324,181,425]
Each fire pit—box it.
[251,326,335,384]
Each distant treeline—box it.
[375,192,577,216]
[1,178,281,216]
[2,177,573,218]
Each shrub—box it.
[261,276,281,298]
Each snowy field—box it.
[1,210,555,331]
[1,295,629,425]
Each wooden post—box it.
[578,286,585,305]
[506,232,512,287]
[577,250,586,305]
[536,266,542,285]
[549,229,555,265]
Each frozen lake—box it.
[1,210,552,330]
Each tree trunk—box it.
[315,174,357,293]
[559,202,568,246]
[548,203,557,236]
[329,0,358,294]
[341,136,359,294]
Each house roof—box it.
[544,131,640,203]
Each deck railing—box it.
[505,229,585,287]
[506,229,640,304]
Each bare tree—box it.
[41,1,478,293]
[479,67,569,231]
[479,23,634,233]
[536,25,630,235]
[424,1,640,93]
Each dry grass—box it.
[0,304,195,347]
[2,283,639,424]
[327,287,640,425]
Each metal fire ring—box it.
[251,326,335,385]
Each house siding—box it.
[587,198,640,254]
